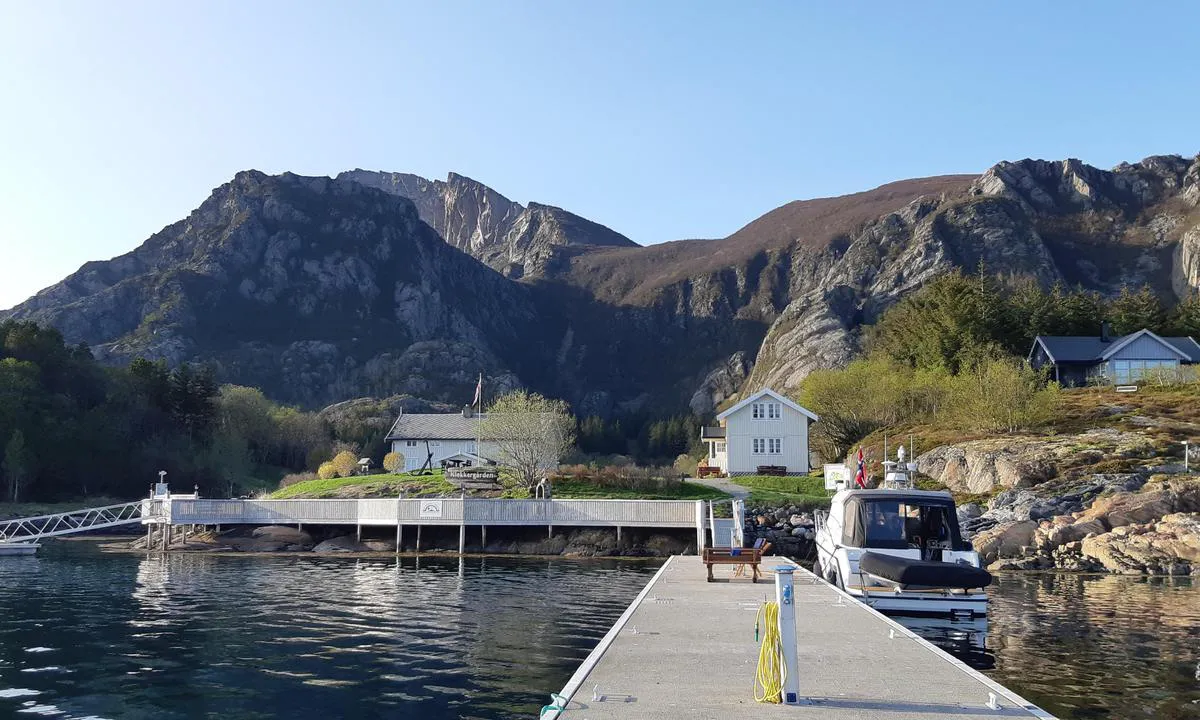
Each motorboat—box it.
[814,447,990,617]
[0,542,40,557]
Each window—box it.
[752,401,782,419]
[753,438,780,454]
[715,441,726,454]
[405,440,418,447]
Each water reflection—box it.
[901,574,1200,720]
[0,544,657,720]
[900,615,994,670]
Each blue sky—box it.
[2,1,1198,310]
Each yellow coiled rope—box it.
[753,601,785,703]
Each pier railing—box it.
[161,498,700,528]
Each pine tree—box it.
[1168,292,1200,337]
[3,429,30,503]
[1108,285,1167,336]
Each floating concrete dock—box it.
[545,556,1054,719]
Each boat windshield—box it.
[845,498,966,551]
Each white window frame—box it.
[715,441,726,454]
[768,438,781,454]
[753,438,765,454]
[405,440,418,447]
[753,401,782,420]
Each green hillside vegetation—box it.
[797,270,1200,474]
[735,474,832,510]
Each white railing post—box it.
[695,501,705,553]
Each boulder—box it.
[968,520,1037,565]
[1080,513,1200,574]
[251,526,314,546]
[1077,488,1176,531]
[313,535,369,553]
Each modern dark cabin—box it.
[1028,324,1200,386]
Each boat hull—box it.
[0,543,40,557]
[848,589,988,618]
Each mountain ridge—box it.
[5,153,1199,415]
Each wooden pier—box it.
[544,556,1054,719]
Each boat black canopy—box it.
[841,492,970,551]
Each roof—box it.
[1160,336,1200,362]
[716,388,819,422]
[385,412,481,440]
[1030,330,1200,364]
[833,488,954,503]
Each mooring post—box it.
[616,525,622,545]
[356,523,362,543]
[395,493,403,554]
[481,525,487,550]
[774,566,801,705]
[459,524,466,555]
[145,524,152,549]
[415,525,422,553]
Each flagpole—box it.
[475,372,482,458]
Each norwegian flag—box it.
[472,373,482,410]
[854,447,868,488]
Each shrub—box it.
[673,453,697,476]
[550,463,685,493]
[950,358,1060,433]
[331,451,358,478]
[799,357,953,459]
[278,471,316,489]
[317,462,337,480]
[383,451,405,473]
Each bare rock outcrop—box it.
[1079,513,1200,574]
[917,430,1152,495]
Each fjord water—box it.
[910,573,1200,719]
[2,546,1198,719]
[0,543,656,719]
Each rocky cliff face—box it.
[2,172,542,407]
[337,170,636,278]
[744,155,1200,394]
[6,154,1200,414]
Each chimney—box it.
[463,405,474,419]
[1101,321,1112,343]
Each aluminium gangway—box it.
[0,501,150,548]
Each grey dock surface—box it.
[549,555,1052,719]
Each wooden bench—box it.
[702,546,766,583]
[695,464,722,478]
[756,465,788,476]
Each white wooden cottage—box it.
[384,409,496,472]
[700,388,818,476]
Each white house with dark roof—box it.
[384,409,496,472]
[1028,325,1200,387]
[700,388,818,476]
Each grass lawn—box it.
[270,471,730,501]
[269,470,456,499]
[549,479,729,501]
[731,474,833,510]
